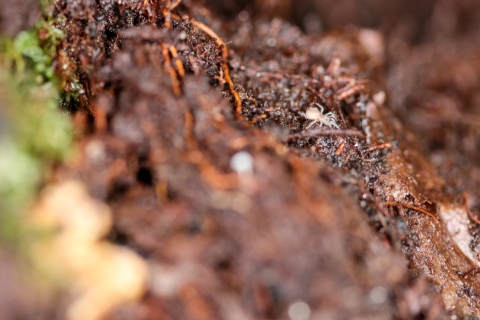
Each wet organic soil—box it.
[4,0,480,319]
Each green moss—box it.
[0,20,72,248]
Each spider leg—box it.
[330,119,340,128]
[306,119,318,129]
[315,103,324,114]
[324,113,339,128]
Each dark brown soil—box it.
[4,0,480,319]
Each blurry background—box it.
[199,0,438,38]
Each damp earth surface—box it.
[2,0,480,319]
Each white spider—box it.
[304,103,339,129]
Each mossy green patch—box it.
[0,22,72,248]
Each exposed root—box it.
[171,13,243,118]
[381,201,440,225]
[169,46,185,77]
[463,193,480,225]
[163,8,172,28]
[161,44,182,96]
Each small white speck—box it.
[373,91,386,105]
[370,286,387,304]
[357,29,384,59]
[179,31,187,40]
[419,295,430,306]
[288,300,311,320]
[266,38,277,47]
[230,151,254,174]
[85,140,106,164]
[238,11,249,22]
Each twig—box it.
[335,141,346,156]
[463,193,480,225]
[335,84,365,101]
[381,201,440,225]
[287,128,366,141]
[364,142,392,152]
